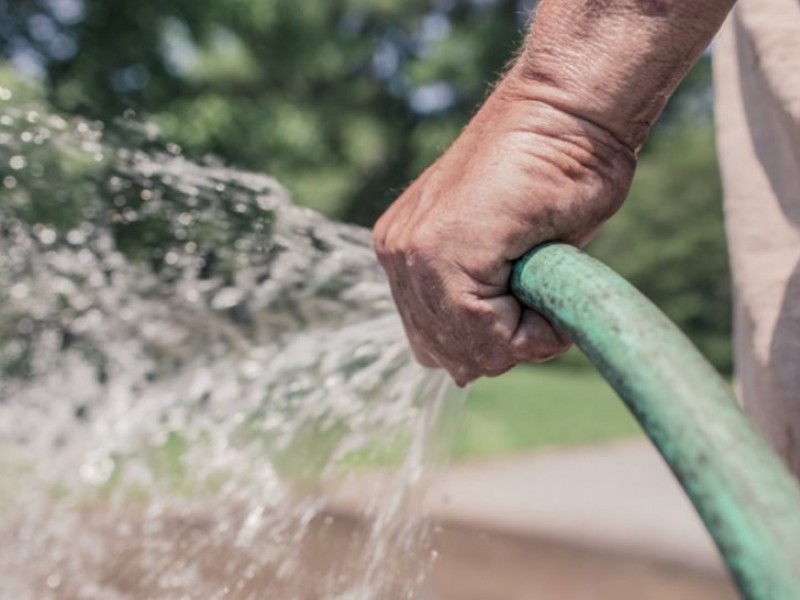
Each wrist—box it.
[456,75,637,248]
[486,69,637,177]
[500,58,655,154]
[504,0,734,153]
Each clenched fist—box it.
[373,69,635,385]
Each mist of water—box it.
[0,87,464,599]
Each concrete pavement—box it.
[329,439,727,575]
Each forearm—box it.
[507,0,735,151]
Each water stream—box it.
[0,89,464,599]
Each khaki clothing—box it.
[713,0,800,475]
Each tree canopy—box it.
[0,0,731,371]
[1,0,537,221]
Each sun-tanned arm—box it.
[373,0,736,385]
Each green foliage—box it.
[456,364,641,458]
[1,0,528,221]
[1,4,731,371]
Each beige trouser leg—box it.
[713,0,800,477]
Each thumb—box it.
[509,309,572,363]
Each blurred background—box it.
[0,0,731,459]
[0,2,736,597]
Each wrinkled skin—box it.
[373,73,635,385]
[374,0,734,386]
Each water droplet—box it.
[34,129,51,144]
[144,122,160,139]
[79,453,115,485]
[36,227,57,245]
[0,87,11,101]
[46,115,67,130]
[16,318,34,335]
[3,175,17,189]
[8,155,26,170]
[211,287,245,310]
[9,283,29,300]
[66,229,86,245]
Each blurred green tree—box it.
[1,0,533,221]
[0,0,731,370]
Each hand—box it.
[372,71,636,385]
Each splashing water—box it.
[0,87,464,598]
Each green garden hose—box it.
[511,243,800,600]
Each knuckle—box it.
[461,302,496,328]
[460,339,514,375]
[406,221,440,259]
[371,224,387,255]
[372,226,394,271]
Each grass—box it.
[342,357,645,467]
[453,361,643,460]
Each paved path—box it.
[425,440,725,573]
[329,439,726,574]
